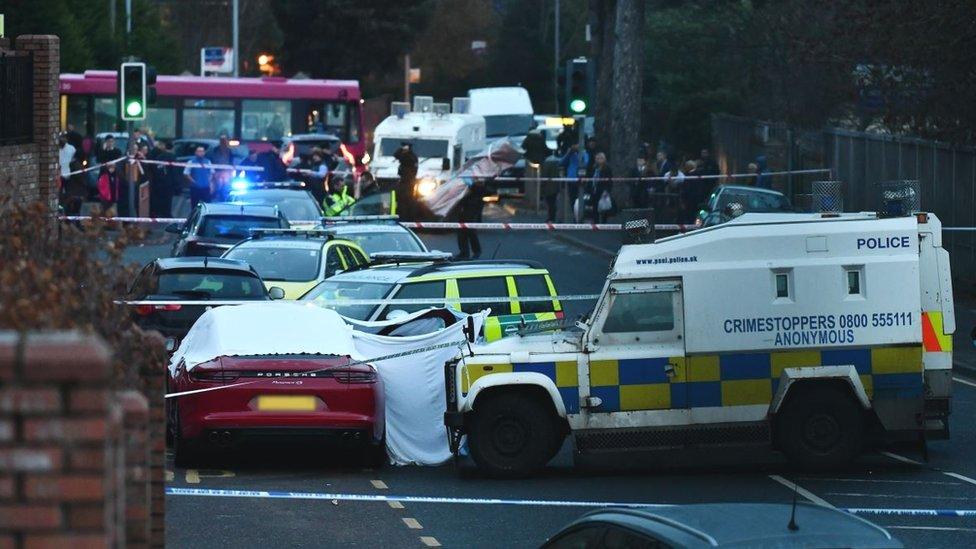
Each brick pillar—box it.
[0,331,117,548]
[16,35,60,209]
[139,331,167,548]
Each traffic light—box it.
[119,62,147,121]
[566,57,590,115]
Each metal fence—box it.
[712,114,976,280]
[0,51,33,145]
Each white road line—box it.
[879,451,923,466]
[768,475,835,509]
[420,536,442,547]
[402,517,423,529]
[943,472,976,487]
[371,480,389,490]
[953,376,976,389]
[388,501,405,509]
[885,526,976,532]
[799,477,959,485]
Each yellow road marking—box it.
[186,469,200,484]
[371,480,388,490]
[388,500,405,509]
[165,470,174,482]
[402,517,423,529]
[185,469,235,484]
[420,536,441,547]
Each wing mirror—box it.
[164,337,179,354]
[268,286,286,300]
[464,315,476,343]
[164,223,182,234]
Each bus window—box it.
[95,97,119,133]
[182,98,235,138]
[306,102,348,140]
[242,100,291,141]
[145,98,176,140]
[348,103,361,144]
[65,95,89,133]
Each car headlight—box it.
[416,178,438,197]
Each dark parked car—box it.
[127,257,284,338]
[542,503,901,548]
[166,202,290,257]
[696,185,794,227]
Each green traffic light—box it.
[126,101,143,117]
[569,98,587,114]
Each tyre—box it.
[467,391,561,478]
[776,385,864,470]
[171,402,202,468]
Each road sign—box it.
[200,47,234,74]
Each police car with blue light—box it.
[445,196,955,477]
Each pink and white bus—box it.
[59,71,367,160]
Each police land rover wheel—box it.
[468,392,559,478]
[777,386,864,470]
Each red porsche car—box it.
[168,353,384,467]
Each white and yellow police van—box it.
[444,211,954,477]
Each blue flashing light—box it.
[231,179,250,192]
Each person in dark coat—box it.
[628,156,653,209]
[257,146,288,182]
[148,140,176,217]
[456,178,487,259]
[393,143,419,220]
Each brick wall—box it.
[0,35,59,208]
[0,331,158,549]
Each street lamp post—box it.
[232,0,240,77]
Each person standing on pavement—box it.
[238,148,263,183]
[184,146,214,208]
[97,135,123,170]
[540,152,562,222]
[522,129,551,210]
[209,134,236,201]
[583,137,599,176]
[308,152,330,205]
[628,156,652,209]
[456,178,487,260]
[58,133,76,190]
[59,133,85,216]
[559,143,589,222]
[148,140,176,218]
[258,145,288,182]
[97,161,122,216]
[588,152,613,223]
[394,142,419,219]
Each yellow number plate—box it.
[257,395,316,411]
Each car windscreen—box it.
[294,140,340,158]
[341,232,424,255]
[229,194,321,221]
[303,280,395,320]
[380,138,449,159]
[157,270,266,299]
[718,190,792,213]
[199,215,283,240]
[224,246,322,281]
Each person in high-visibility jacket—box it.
[323,179,356,216]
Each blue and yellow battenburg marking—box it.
[462,345,922,414]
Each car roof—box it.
[228,188,313,200]
[286,133,341,142]
[154,257,256,273]
[717,185,786,197]
[230,237,327,250]
[325,223,412,236]
[565,504,897,548]
[200,202,282,217]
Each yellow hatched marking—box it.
[721,379,772,406]
[388,501,405,509]
[620,384,670,410]
[371,480,388,490]
[770,350,821,378]
[589,360,619,386]
[185,470,200,484]
[871,346,923,374]
[556,361,577,387]
[420,536,442,547]
[402,517,423,529]
[165,470,174,482]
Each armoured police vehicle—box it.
[445,211,954,477]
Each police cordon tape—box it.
[61,215,694,231]
[123,293,602,307]
[64,154,353,178]
[164,487,976,517]
[491,167,833,183]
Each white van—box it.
[369,98,486,199]
[468,87,535,140]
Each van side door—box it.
[582,279,686,415]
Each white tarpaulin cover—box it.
[169,302,486,466]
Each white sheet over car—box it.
[169,302,486,466]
